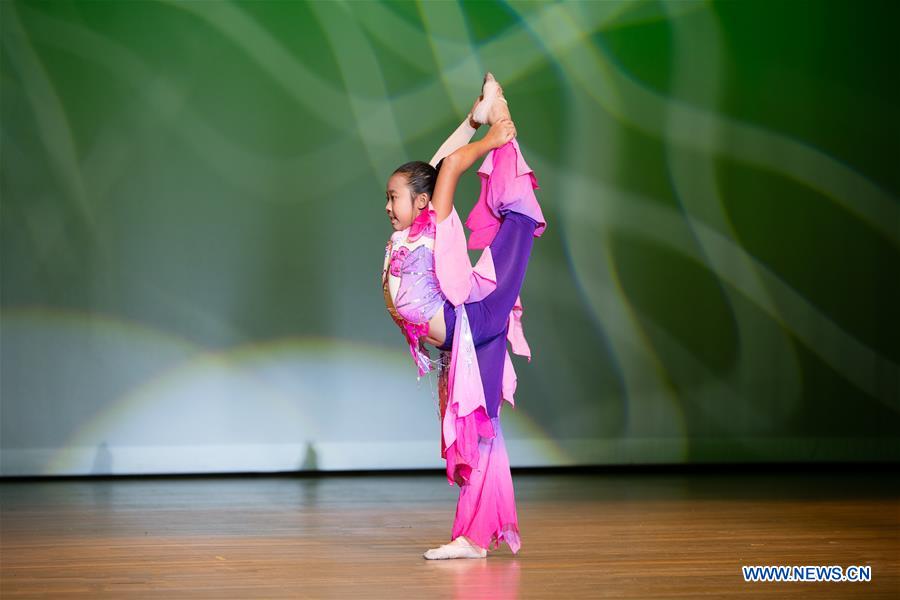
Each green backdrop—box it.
[2,0,898,476]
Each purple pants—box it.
[438,210,539,418]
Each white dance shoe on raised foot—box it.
[470,72,510,126]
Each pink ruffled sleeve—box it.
[433,207,473,307]
[440,303,494,486]
[434,206,500,307]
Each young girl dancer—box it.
[382,74,546,559]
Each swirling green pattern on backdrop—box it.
[1,0,898,475]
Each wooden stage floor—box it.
[1,467,897,598]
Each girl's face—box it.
[385,173,426,231]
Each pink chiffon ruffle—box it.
[467,137,546,250]
[450,415,522,554]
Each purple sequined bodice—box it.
[382,206,448,377]
[390,243,445,324]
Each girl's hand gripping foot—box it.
[484,118,516,149]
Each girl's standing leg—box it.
[450,414,521,554]
[435,210,538,555]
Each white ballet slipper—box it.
[428,72,510,167]
[469,71,509,125]
[423,537,487,560]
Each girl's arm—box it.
[428,96,484,167]
[432,119,516,223]
[429,118,478,168]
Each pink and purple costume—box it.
[382,138,546,554]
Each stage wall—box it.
[2,0,898,475]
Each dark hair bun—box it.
[393,161,438,200]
